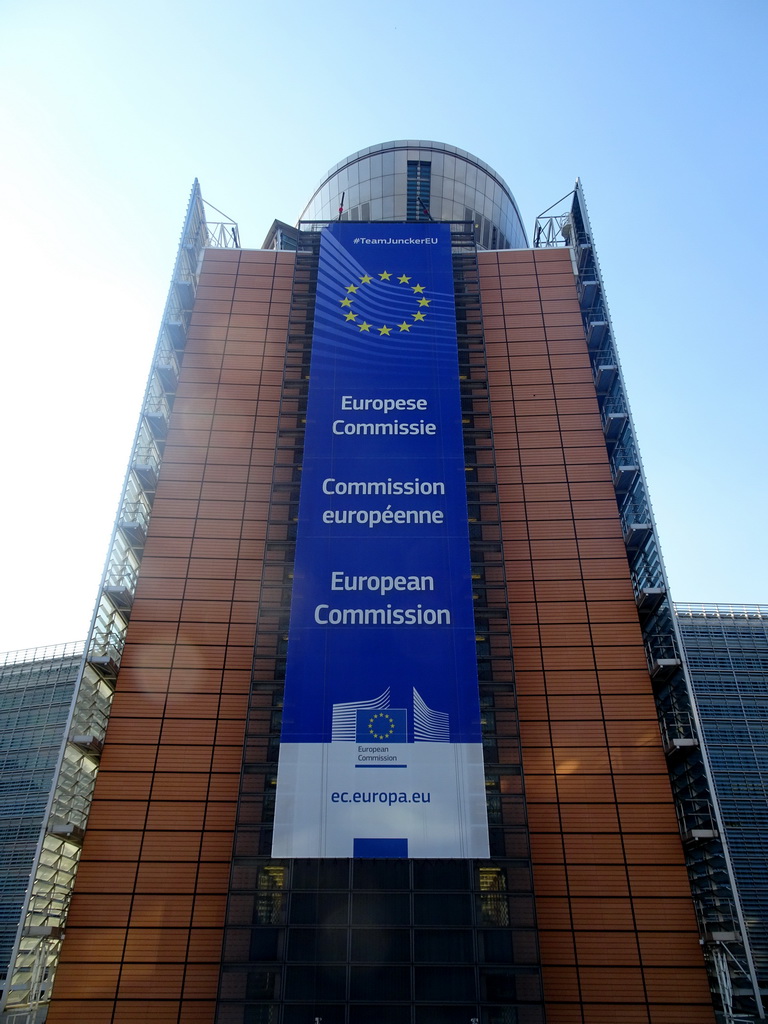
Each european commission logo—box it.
[355,708,407,744]
[339,272,431,335]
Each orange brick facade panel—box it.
[46,249,295,1024]
[479,248,713,1024]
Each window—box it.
[407,161,431,221]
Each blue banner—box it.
[272,223,489,859]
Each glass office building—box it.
[676,603,768,1009]
[6,142,754,1024]
[0,643,83,1012]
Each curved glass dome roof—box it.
[299,140,528,250]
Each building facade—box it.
[676,603,768,1009]
[6,143,754,1023]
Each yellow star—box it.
[412,284,425,293]
[346,284,359,293]
[418,297,431,307]
[379,270,392,281]
[359,274,373,283]
[344,312,357,321]
[358,321,372,332]
[378,325,392,335]
[340,297,353,307]
[398,274,411,284]
[398,321,411,332]
[413,311,426,322]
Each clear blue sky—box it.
[1,0,766,652]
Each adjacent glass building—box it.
[0,643,83,1011]
[5,142,756,1024]
[676,603,768,1009]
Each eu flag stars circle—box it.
[338,271,431,335]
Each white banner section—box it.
[272,741,489,859]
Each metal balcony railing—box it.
[87,627,125,669]
[132,444,161,490]
[677,796,720,841]
[621,497,652,550]
[645,633,683,686]
[646,632,681,664]
[104,561,138,590]
[659,711,701,759]
[601,399,628,442]
[119,500,150,532]
[143,394,172,437]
